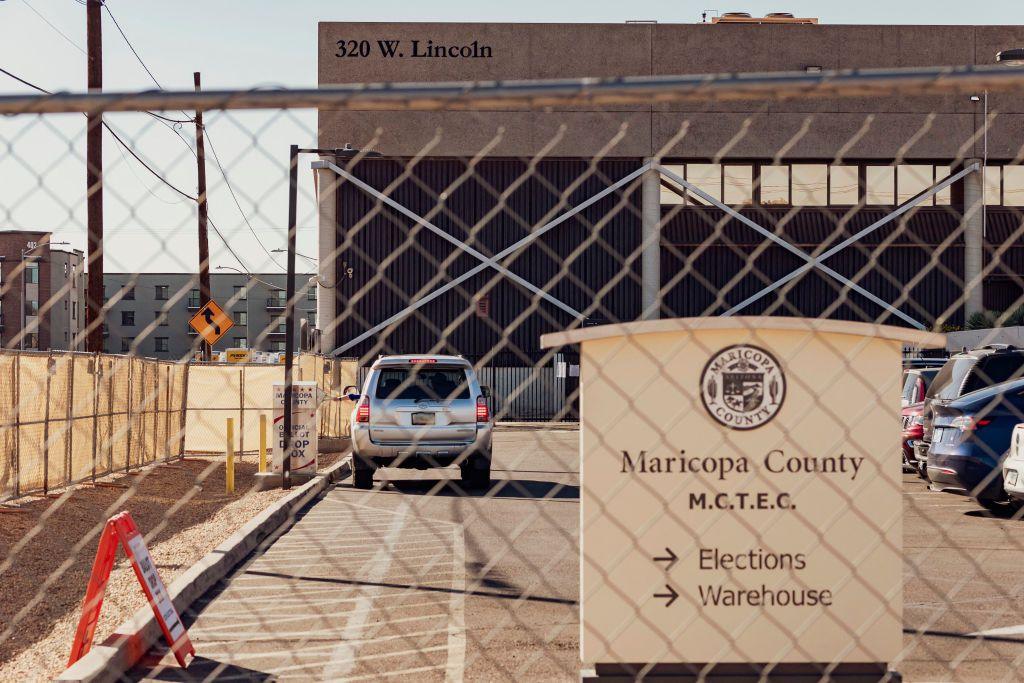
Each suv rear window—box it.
[375,367,471,400]
[963,355,1024,393]
[928,357,977,400]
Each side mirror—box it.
[480,385,491,398]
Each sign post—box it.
[272,380,319,477]
[68,511,194,668]
[541,317,944,681]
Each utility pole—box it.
[194,71,211,361]
[282,144,299,491]
[85,0,103,353]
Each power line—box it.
[0,65,256,274]
[20,0,87,55]
[203,128,283,267]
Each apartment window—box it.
[72,302,77,320]
[121,311,135,326]
[64,263,69,276]
[187,289,200,308]
[123,285,135,300]
[25,263,38,284]
[25,333,38,350]
[234,336,248,349]
[307,312,317,327]
[155,285,169,300]
[154,337,169,352]
[24,299,39,316]
[829,166,859,205]
[154,311,167,326]
[985,166,1002,206]
[307,287,317,301]
[276,322,287,333]
[759,165,790,205]
[866,166,895,205]
[791,164,827,206]
[235,311,248,326]
[269,290,286,306]
[270,340,286,352]
[1004,165,1024,206]
[121,337,135,353]
[897,164,933,205]
[659,164,686,205]
[234,285,247,300]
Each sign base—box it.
[253,470,316,491]
[583,663,901,682]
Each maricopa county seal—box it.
[700,344,786,430]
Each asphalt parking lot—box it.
[901,472,1024,682]
[130,430,1024,682]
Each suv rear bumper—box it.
[351,422,492,468]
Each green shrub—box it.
[965,310,999,330]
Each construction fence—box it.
[0,352,354,501]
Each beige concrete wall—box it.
[318,21,1024,158]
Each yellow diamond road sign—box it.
[188,300,234,346]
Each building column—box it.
[963,158,985,319]
[315,161,339,354]
[640,160,661,320]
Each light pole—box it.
[20,240,68,350]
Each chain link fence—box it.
[2,64,1024,681]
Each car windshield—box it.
[927,357,976,401]
[901,372,920,403]
[375,367,471,400]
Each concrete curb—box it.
[57,456,352,683]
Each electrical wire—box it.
[0,65,256,273]
[20,0,87,55]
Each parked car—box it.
[347,355,493,490]
[914,345,1024,477]
[1003,423,1024,502]
[902,402,925,473]
[928,377,1024,512]
[901,367,940,407]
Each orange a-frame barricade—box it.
[67,511,195,668]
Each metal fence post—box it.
[90,353,99,483]
[42,353,53,495]
[106,359,114,474]
[65,353,74,484]
[164,364,171,459]
[125,358,134,473]
[151,362,159,464]
[12,353,20,498]
[239,368,244,456]
[178,361,190,459]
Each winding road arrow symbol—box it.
[653,547,678,571]
[202,308,220,335]
[653,584,678,608]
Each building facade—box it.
[102,272,317,360]
[0,230,85,351]
[315,18,1024,363]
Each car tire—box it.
[352,455,375,490]
[460,452,491,490]
[978,497,1022,516]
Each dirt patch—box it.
[0,451,341,681]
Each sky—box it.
[2,0,1024,274]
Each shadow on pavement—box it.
[372,478,579,499]
[132,655,275,682]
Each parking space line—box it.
[446,524,467,683]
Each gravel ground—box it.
[0,451,341,682]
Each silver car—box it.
[346,355,493,490]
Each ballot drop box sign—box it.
[540,317,944,668]
[272,381,319,475]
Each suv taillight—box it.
[356,398,370,423]
[476,396,489,423]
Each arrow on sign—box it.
[653,584,679,608]
[202,308,220,335]
[653,547,678,571]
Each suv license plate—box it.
[1008,470,1019,486]
[412,412,435,425]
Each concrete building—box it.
[313,17,1024,364]
[102,272,317,359]
[0,230,85,351]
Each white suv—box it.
[347,355,493,490]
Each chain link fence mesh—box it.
[0,65,1023,681]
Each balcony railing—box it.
[266,297,286,310]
